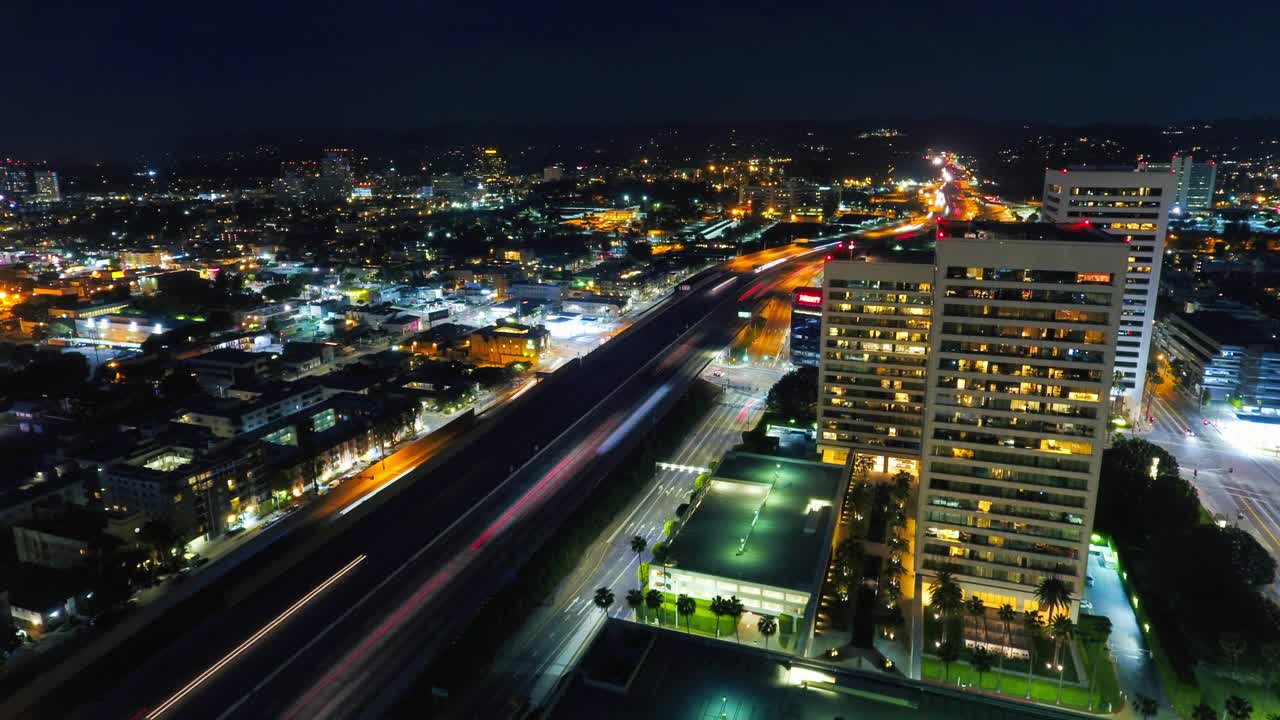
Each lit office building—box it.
[1139,154,1217,212]
[0,162,28,198]
[33,170,61,202]
[818,222,1128,616]
[1040,168,1175,423]
[789,287,823,368]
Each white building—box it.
[1041,168,1175,423]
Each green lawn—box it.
[640,595,796,651]
[922,642,1121,713]
[1192,670,1280,720]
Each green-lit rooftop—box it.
[666,452,844,592]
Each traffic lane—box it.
[475,388,762,714]
[218,316,734,718]
[54,276,744,718]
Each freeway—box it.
[7,253,796,720]
[458,377,770,717]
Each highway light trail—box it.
[283,570,452,720]
[599,385,671,455]
[143,555,367,719]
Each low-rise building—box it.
[468,322,549,366]
[187,349,275,392]
[1158,310,1280,411]
[651,452,844,626]
[101,442,265,542]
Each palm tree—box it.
[593,586,615,617]
[1191,703,1219,720]
[1050,616,1074,704]
[629,535,647,563]
[758,616,777,650]
[966,595,988,645]
[625,588,644,621]
[928,569,964,636]
[710,595,726,637]
[937,641,961,684]
[970,647,995,691]
[676,594,696,634]
[1224,695,1253,720]
[645,588,662,625]
[727,596,744,643]
[1080,615,1112,711]
[1035,576,1072,621]
[1022,610,1044,700]
[996,604,1016,694]
[1136,694,1164,719]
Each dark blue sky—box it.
[5,0,1277,159]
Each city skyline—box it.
[5,1,1280,158]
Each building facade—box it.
[818,222,1128,617]
[1139,154,1217,212]
[1041,168,1175,423]
[789,287,823,368]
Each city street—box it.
[456,370,773,716]
[1145,386,1280,599]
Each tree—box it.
[1078,614,1112,711]
[996,604,1016,694]
[1134,695,1159,719]
[1220,632,1248,672]
[766,367,817,421]
[1035,576,1073,621]
[1023,611,1044,699]
[629,535,646,563]
[626,588,644,621]
[676,594,696,634]
[710,595,727,637]
[929,570,964,631]
[853,454,875,482]
[138,521,181,574]
[1224,695,1253,720]
[645,588,663,625]
[970,647,995,690]
[937,641,961,684]
[758,616,777,650]
[650,541,669,565]
[1050,616,1074,704]
[967,595,988,644]
[727,596,744,643]
[1191,704,1220,720]
[593,587,614,617]
[2,619,20,653]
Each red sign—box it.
[794,287,823,307]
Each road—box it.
[734,259,823,366]
[1144,384,1280,599]
[3,257,798,720]
[458,377,771,716]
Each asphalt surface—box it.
[459,378,775,716]
[1145,385,1280,599]
[13,264,781,720]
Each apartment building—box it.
[818,222,1128,617]
[1040,168,1175,423]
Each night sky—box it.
[6,0,1278,158]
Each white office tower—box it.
[818,221,1128,619]
[1041,168,1175,423]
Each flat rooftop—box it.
[938,220,1123,244]
[551,619,1087,720]
[666,452,843,591]
[1174,311,1279,349]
